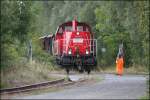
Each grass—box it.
[140,95,149,100]
[0,59,63,89]
[140,77,150,100]
[1,60,148,89]
[1,58,148,99]
[95,65,149,75]
[124,65,149,75]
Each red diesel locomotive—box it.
[52,18,97,74]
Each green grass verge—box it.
[95,65,149,75]
[140,77,149,100]
[0,60,63,89]
[140,95,149,100]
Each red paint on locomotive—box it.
[52,18,97,70]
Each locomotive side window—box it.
[85,26,89,32]
[77,26,89,32]
[77,26,83,32]
[58,27,63,34]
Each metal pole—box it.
[28,40,32,63]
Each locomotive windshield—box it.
[77,26,89,32]
[77,26,83,31]
[57,21,90,34]
[65,26,72,31]
[63,25,89,32]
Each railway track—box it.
[0,78,87,94]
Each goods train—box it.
[40,18,97,74]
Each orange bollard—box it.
[116,56,124,75]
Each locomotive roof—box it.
[56,20,93,35]
[59,21,91,28]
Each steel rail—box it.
[0,78,87,94]
[0,78,65,94]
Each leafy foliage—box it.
[1,1,149,70]
[95,1,149,68]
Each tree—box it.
[1,1,32,68]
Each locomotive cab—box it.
[52,19,97,74]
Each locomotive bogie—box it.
[60,55,97,66]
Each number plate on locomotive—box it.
[73,38,83,43]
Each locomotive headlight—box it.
[68,48,72,55]
[86,49,89,55]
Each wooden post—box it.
[28,40,32,64]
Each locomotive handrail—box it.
[53,39,97,56]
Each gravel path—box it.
[18,74,147,99]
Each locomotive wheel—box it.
[78,65,84,73]
[65,67,71,81]
[85,66,91,74]
[79,68,84,73]
[56,58,61,65]
[66,68,69,75]
[87,69,91,74]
